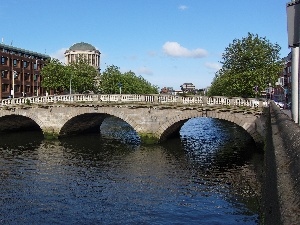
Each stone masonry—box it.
[0,104,266,147]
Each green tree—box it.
[66,57,99,93]
[208,33,284,98]
[41,58,66,93]
[100,65,158,94]
[41,57,100,94]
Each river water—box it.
[0,117,263,225]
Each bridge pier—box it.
[138,133,160,144]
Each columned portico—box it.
[64,42,101,71]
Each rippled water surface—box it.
[0,117,263,224]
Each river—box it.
[0,117,263,224]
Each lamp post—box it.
[11,70,16,98]
[69,77,72,95]
[36,74,39,96]
[10,54,15,98]
[118,82,122,94]
[287,0,300,122]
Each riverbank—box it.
[263,102,300,225]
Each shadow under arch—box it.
[160,119,189,141]
[0,115,42,133]
[59,113,109,136]
[59,113,141,145]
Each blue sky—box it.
[0,0,291,90]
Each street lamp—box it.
[36,74,39,96]
[287,0,300,122]
[11,70,17,98]
[118,82,122,94]
[69,77,72,95]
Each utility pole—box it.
[287,0,300,123]
[11,56,15,98]
[118,82,122,95]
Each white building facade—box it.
[64,42,101,71]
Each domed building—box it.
[64,42,101,71]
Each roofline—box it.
[0,43,50,59]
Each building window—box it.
[23,61,27,68]
[25,86,30,93]
[1,57,5,65]
[15,85,20,92]
[25,74,30,81]
[13,59,17,66]
[33,63,37,70]
[2,84,9,92]
[1,70,7,78]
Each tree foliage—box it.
[208,33,284,98]
[99,65,159,94]
[67,58,99,93]
[41,58,66,93]
[41,57,99,94]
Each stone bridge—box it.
[0,94,268,145]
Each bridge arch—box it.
[0,114,42,133]
[54,107,140,137]
[0,101,265,147]
[157,110,263,146]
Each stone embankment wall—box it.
[263,102,300,225]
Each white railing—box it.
[0,94,268,108]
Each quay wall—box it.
[263,102,300,225]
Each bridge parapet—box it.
[1,94,268,108]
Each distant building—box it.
[64,42,101,71]
[180,83,196,93]
[274,52,291,103]
[0,43,50,99]
[266,52,292,103]
[160,87,175,95]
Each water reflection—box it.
[0,117,262,224]
[100,116,140,145]
[0,131,43,150]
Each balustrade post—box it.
[176,96,183,104]
[229,98,235,107]
[202,96,208,106]
[154,95,159,103]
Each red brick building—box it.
[0,43,50,99]
[274,52,292,104]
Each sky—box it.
[0,0,292,90]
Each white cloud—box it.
[50,48,68,63]
[136,66,153,75]
[178,5,188,11]
[162,42,208,58]
[204,62,222,71]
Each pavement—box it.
[282,109,292,118]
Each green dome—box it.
[69,42,96,51]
